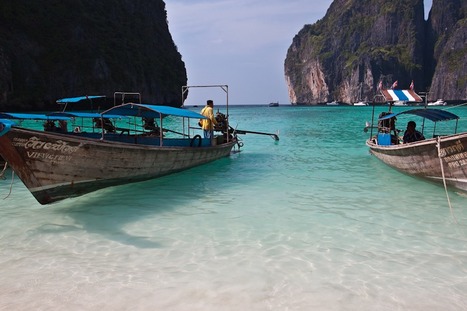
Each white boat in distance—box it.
[353,101,368,106]
[393,100,408,106]
[326,101,339,106]
[428,99,447,106]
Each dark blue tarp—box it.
[378,109,459,122]
[102,103,207,119]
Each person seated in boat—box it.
[93,117,116,133]
[102,118,116,133]
[403,121,425,143]
[57,120,68,132]
[142,117,162,136]
[43,120,57,131]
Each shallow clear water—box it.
[1,105,467,310]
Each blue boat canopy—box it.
[101,103,207,119]
[379,108,459,122]
[0,112,70,120]
[56,95,105,104]
[47,112,127,119]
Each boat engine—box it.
[214,111,228,132]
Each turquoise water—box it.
[1,105,467,310]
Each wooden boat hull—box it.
[0,127,237,204]
[366,133,467,192]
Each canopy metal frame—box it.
[181,85,230,143]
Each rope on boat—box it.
[437,136,457,224]
[0,161,7,180]
[1,163,14,200]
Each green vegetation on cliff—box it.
[285,0,466,104]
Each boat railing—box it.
[113,91,141,106]
[182,85,230,143]
[2,92,236,148]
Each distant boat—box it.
[428,99,447,106]
[269,102,279,107]
[393,100,408,106]
[326,101,339,106]
[353,101,368,106]
[353,83,367,106]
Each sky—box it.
[165,0,433,106]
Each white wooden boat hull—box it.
[367,133,467,192]
[0,127,237,204]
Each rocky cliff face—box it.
[0,0,187,110]
[428,0,467,101]
[284,0,466,104]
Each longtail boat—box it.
[366,89,467,192]
[0,90,241,204]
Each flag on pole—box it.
[391,80,398,89]
[409,80,414,90]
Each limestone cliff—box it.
[285,0,466,104]
[427,0,467,101]
[0,0,187,110]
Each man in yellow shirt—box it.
[200,100,218,139]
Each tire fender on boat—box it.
[190,134,202,147]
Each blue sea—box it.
[1,105,467,310]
